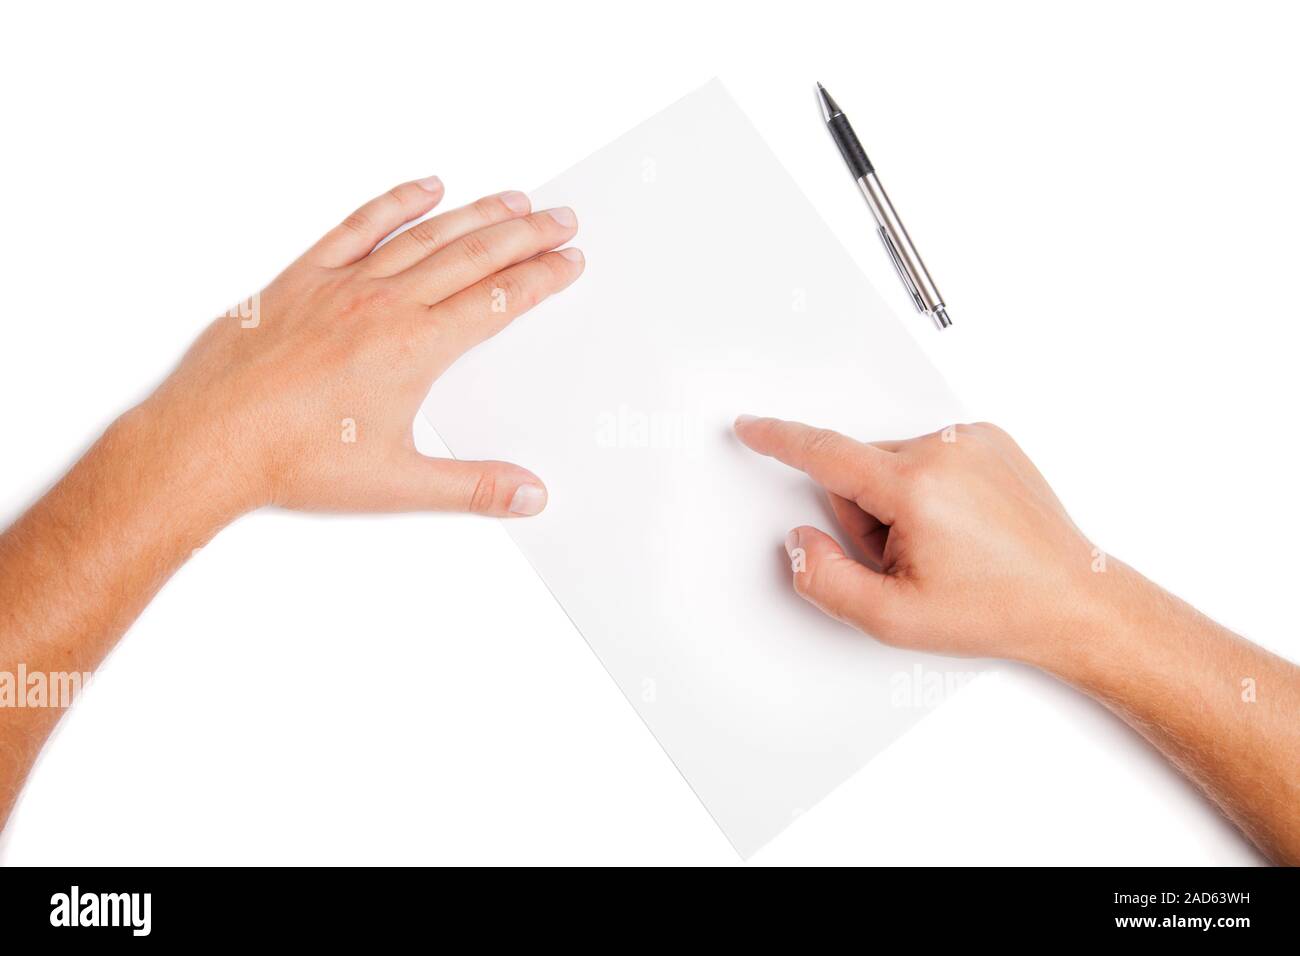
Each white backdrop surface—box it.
[0,0,1294,865]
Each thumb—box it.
[391,454,548,516]
[785,525,905,640]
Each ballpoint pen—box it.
[817,82,952,330]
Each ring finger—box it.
[362,190,533,277]
[417,248,586,379]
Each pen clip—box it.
[878,226,926,314]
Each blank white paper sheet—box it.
[420,79,969,856]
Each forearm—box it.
[1,177,580,836]
[0,402,239,826]
[1043,562,1300,864]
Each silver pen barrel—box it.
[818,82,951,330]
[856,171,951,329]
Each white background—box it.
[0,0,1295,865]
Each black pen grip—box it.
[828,114,874,179]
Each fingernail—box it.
[547,207,577,228]
[558,247,584,263]
[508,484,547,516]
[735,414,758,427]
[785,529,801,557]
[500,190,530,214]
[416,175,443,192]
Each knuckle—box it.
[340,211,372,237]
[406,219,443,253]
[903,452,937,481]
[524,212,550,236]
[949,423,981,446]
[537,255,570,289]
[542,251,570,277]
[468,472,498,514]
[906,465,946,512]
[459,231,493,268]
[974,421,1014,444]
[485,272,525,311]
[895,454,936,496]
[473,195,502,219]
[803,428,840,459]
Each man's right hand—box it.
[733,414,1300,865]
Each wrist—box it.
[1024,560,1167,691]
[112,397,263,535]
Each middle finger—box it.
[362,190,533,277]
[396,207,578,305]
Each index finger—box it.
[306,177,446,268]
[733,415,900,522]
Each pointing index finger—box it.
[733,415,900,522]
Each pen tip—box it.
[815,83,839,122]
